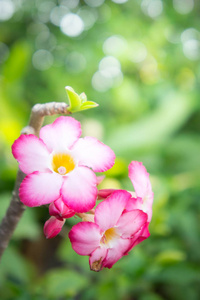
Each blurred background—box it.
[0,0,200,299]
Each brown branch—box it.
[26,102,70,136]
[0,102,69,261]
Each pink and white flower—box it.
[69,190,148,271]
[12,116,115,213]
[97,161,153,251]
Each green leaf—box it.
[80,101,99,111]
[65,87,98,112]
[65,86,81,113]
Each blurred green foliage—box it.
[0,0,200,299]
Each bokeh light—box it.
[173,0,194,15]
[92,56,123,92]
[103,35,127,57]
[181,28,200,42]
[92,71,113,92]
[32,49,54,71]
[129,41,147,63]
[164,27,180,44]
[84,0,105,8]
[60,13,84,37]
[35,31,57,51]
[181,28,200,61]
[78,7,98,30]
[37,1,55,23]
[0,0,15,21]
[50,6,69,26]
[141,0,163,19]
[182,39,200,61]
[112,0,129,3]
[60,0,79,9]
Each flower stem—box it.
[0,102,69,261]
[75,211,95,222]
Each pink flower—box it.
[49,196,75,220]
[44,216,65,239]
[97,161,153,251]
[69,190,148,271]
[12,116,115,213]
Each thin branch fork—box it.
[0,102,69,260]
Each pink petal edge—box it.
[19,171,63,207]
[95,190,131,231]
[116,209,148,238]
[128,161,153,200]
[103,238,131,269]
[69,222,102,256]
[12,134,50,174]
[44,216,65,239]
[72,136,115,172]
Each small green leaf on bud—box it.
[65,86,81,113]
[65,86,99,113]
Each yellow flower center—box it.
[52,153,75,175]
[100,227,120,247]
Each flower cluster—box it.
[12,115,153,271]
[69,160,153,271]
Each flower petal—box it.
[89,247,108,272]
[103,238,131,269]
[125,222,150,254]
[116,210,148,238]
[128,161,154,221]
[128,161,152,199]
[49,197,75,220]
[132,222,150,247]
[61,166,97,213]
[39,116,82,152]
[95,190,131,231]
[125,197,143,211]
[72,136,115,172]
[12,134,50,174]
[44,216,65,239]
[126,197,152,223]
[97,189,117,200]
[69,222,101,256]
[19,171,62,207]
